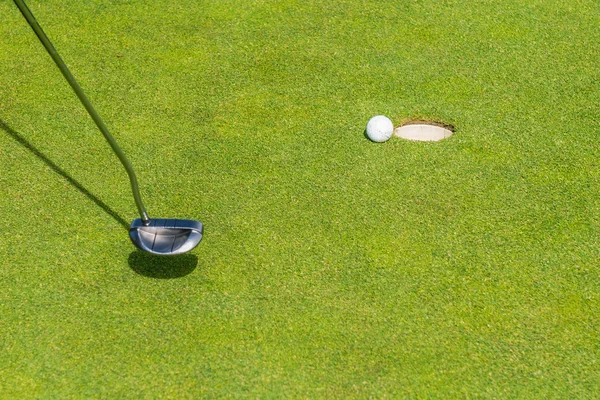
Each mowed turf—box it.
[1,0,600,397]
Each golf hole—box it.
[394,120,454,142]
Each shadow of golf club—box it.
[128,251,198,279]
[0,118,129,230]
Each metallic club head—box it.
[129,218,203,256]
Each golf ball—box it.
[366,115,394,143]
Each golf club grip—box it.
[13,0,150,224]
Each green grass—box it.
[1,0,600,397]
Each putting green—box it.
[1,0,599,397]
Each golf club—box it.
[13,0,203,255]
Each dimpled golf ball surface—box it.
[366,115,394,142]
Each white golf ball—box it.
[366,115,394,143]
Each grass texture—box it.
[1,0,600,397]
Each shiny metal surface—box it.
[129,219,203,256]
[14,0,204,255]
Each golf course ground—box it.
[1,0,599,397]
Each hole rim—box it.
[397,118,455,132]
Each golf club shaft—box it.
[13,0,150,224]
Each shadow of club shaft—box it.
[0,118,129,229]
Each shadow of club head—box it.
[128,250,199,279]
[129,218,203,256]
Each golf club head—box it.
[129,218,203,255]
